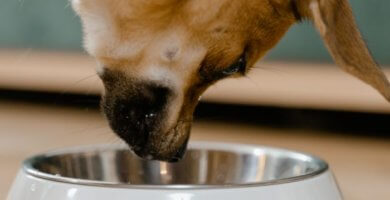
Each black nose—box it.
[102,83,172,151]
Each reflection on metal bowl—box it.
[7,141,343,200]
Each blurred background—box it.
[0,0,389,200]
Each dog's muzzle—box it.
[99,70,191,162]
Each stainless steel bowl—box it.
[8,141,343,200]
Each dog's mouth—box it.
[128,119,192,162]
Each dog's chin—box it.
[127,120,192,162]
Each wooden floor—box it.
[1,100,389,200]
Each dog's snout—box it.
[99,69,193,162]
[102,82,172,152]
[167,137,189,162]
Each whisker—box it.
[60,73,99,94]
[52,73,100,106]
[252,63,290,75]
[242,75,260,87]
[84,76,102,96]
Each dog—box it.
[71,0,390,162]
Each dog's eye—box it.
[198,52,247,83]
[222,53,247,76]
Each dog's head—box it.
[72,0,390,161]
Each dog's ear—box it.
[296,0,390,101]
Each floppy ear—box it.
[298,0,390,101]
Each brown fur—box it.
[73,0,390,161]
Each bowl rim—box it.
[23,141,329,190]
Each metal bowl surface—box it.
[24,142,327,188]
[7,141,343,200]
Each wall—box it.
[1,0,389,64]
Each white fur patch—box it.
[95,61,105,75]
[70,0,81,13]
[140,65,181,89]
[109,40,147,59]
[72,0,121,57]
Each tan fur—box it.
[72,0,390,161]
[300,0,390,100]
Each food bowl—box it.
[7,141,343,200]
